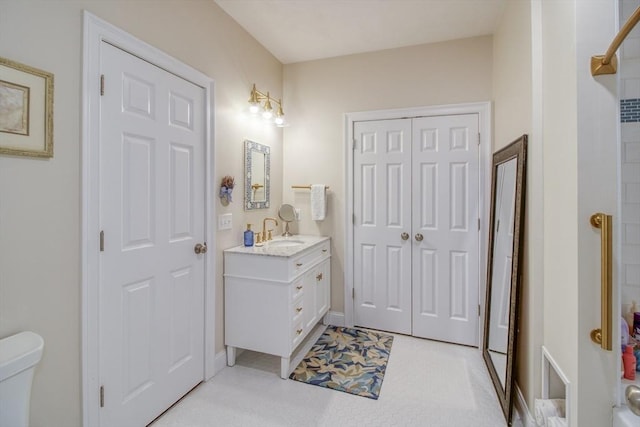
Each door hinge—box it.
[99,230,104,252]
[100,74,105,96]
[100,385,104,407]
[353,138,357,150]
[352,288,355,299]
[352,213,356,225]
[478,132,481,145]
[496,219,500,233]
[478,305,481,317]
[478,218,480,231]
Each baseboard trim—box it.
[514,383,536,427]
[213,349,227,376]
[324,311,345,327]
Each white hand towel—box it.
[546,417,567,427]
[534,399,566,427]
[311,184,326,221]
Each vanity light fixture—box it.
[248,83,287,127]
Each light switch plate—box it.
[294,208,301,221]
[218,213,232,230]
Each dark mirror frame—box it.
[482,135,527,425]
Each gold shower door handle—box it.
[589,212,612,351]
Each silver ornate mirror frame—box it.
[482,135,527,425]
[244,140,270,210]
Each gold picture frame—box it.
[0,56,53,158]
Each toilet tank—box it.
[0,331,44,427]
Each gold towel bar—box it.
[291,185,330,190]
[591,6,640,76]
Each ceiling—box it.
[214,0,507,64]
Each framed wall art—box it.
[0,56,53,158]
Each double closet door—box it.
[353,114,480,346]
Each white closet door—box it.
[411,114,480,346]
[353,119,413,334]
[99,42,205,427]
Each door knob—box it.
[194,243,208,254]
[401,232,409,241]
[415,233,424,242]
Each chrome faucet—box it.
[261,217,278,242]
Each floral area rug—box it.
[289,326,393,399]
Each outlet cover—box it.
[218,213,232,230]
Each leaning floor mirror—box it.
[482,135,527,425]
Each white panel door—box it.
[353,119,413,334]
[488,158,517,354]
[411,114,479,346]
[353,114,480,346]
[99,42,205,427]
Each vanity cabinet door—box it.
[314,259,330,320]
[302,269,318,332]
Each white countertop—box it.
[224,235,329,258]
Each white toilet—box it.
[0,331,44,427]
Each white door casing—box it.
[411,114,480,346]
[352,113,480,346]
[99,42,205,426]
[82,12,216,427]
[353,119,413,334]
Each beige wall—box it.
[0,1,282,426]
[492,0,544,413]
[541,1,619,425]
[541,0,580,422]
[283,36,493,314]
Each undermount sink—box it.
[267,239,305,248]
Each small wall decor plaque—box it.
[0,56,54,158]
[219,175,235,205]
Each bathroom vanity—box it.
[224,235,330,379]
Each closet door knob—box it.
[415,233,424,242]
[401,232,409,241]
[194,243,208,254]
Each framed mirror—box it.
[244,140,270,210]
[482,135,527,425]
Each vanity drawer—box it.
[291,280,304,302]
[290,241,330,275]
[292,298,304,323]
[291,319,304,348]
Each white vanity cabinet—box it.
[224,236,330,379]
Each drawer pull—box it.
[316,273,323,281]
[322,249,328,253]
[296,307,303,313]
[296,263,303,267]
[296,329,303,335]
[296,285,303,290]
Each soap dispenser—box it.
[244,224,254,247]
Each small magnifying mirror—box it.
[278,204,296,237]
